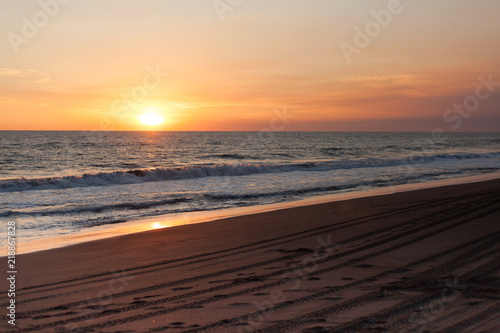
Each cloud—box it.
[338,72,488,97]
[0,68,51,83]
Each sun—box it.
[138,108,165,126]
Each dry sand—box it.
[1,179,500,332]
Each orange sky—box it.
[1,0,499,131]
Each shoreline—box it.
[3,171,500,255]
[2,176,499,332]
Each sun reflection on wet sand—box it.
[152,222,168,229]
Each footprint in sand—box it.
[172,286,193,291]
[33,315,52,320]
[131,300,148,305]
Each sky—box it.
[0,0,499,131]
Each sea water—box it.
[1,131,499,248]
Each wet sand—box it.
[2,178,500,332]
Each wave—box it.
[2,167,497,232]
[205,167,499,201]
[0,197,192,218]
[204,184,352,200]
[1,152,499,193]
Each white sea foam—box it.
[1,152,498,192]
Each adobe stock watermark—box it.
[442,74,500,130]
[109,64,168,126]
[179,106,295,226]
[64,270,134,332]
[213,106,294,185]
[213,0,244,21]
[174,105,295,229]
[7,0,71,54]
[60,64,166,167]
[86,64,165,138]
[237,234,338,333]
[6,221,17,326]
[339,0,412,64]
[399,277,462,332]
[398,73,500,174]
[252,106,296,145]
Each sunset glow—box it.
[0,1,499,131]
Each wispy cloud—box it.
[0,68,51,83]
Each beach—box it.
[2,178,499,332]
[2,0,500,331]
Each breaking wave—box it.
[1,152,498,193]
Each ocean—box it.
[1,131,499,250]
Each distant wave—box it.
[269,153,296,158]
[207,154,255,160]
[1,152,498,193]
[320,147,350,156]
